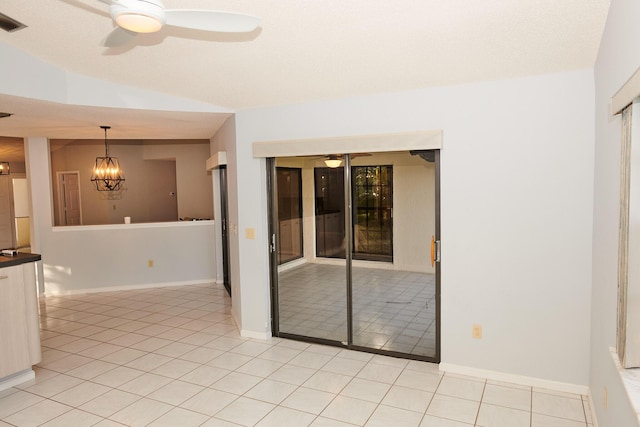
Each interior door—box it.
[60,172,82,225]
[143,160,178,222]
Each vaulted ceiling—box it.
[1,0,610,110]
[0,0,611,159]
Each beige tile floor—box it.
[0,283,594,426]
[278,264,436,357]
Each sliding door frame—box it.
[267,158,280,336]
[344,154,354,347]
[268,151,441,363]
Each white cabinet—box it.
[0,260,41,383]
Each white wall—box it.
[210,117,241,321]
[591,0,640,425]
[384,154,435,273]
[232,69,595,386]
[26,137,216,294]
[0,42,228,113]
[143,142,213,219]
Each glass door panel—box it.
[274,157,347,344]
[351,151,438,359]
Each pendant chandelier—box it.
[90,126,125,191]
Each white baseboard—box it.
[439,363,589,395]
[232,311,271,340]
[241,329,271,340]
[44,279,216,296]
[0,369,35,392]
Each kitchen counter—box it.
[0,252,41,268]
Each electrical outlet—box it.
[472,324,482,339]
[148,259,154,268]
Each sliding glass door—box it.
[351,152,437,358]
[269,151,440,361]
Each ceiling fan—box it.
[97,0,260,45]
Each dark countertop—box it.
[0,252,41,268]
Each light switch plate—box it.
[472,324,482,339]
[245,228,256,240]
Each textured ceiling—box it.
[0,0,611,111]
[0,0,612,161]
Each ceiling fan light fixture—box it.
[111,1,166,33]
[115,12,163,32]
[324,158,342,168]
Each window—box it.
[618,101,640,368]
[352,165,393,261]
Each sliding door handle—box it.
[431,236,441,267]
[431,236,435,267]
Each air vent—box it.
[0,12,26,32]
[0,113,12,119]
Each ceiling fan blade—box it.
[164,10,260,33]
[102,27,137,47]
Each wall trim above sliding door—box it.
[206,151,227,171]
[252,130,442,158]
[612,66,640,115]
